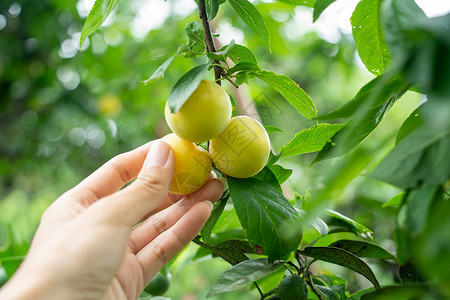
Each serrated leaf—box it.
[228,44,258,64]
[255,70,317,119]
[142,53,178,84]
[313,0,337,23]
[328,240,395,260]
[360,285,428,300]
[178,21,206,57]
[201,193,230,243]
[228,177,302,262]
[207,40,235,62]
[298,247,381,289]
[351,0,391,76]
[371,125,450,189]
[281,123,344,157]
[80,0,121,48]
[228,0,270,49]
[193,236,248,266]
[315,284,347,300]
[168,63,210,113]
[207,258,284,297]
[381,191,405,208]
[268,164,292,184]
[327,210,373,240]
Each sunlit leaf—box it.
[281,123,344,157]
[313,0,337,23]
[142,53,178,84]
[228,0,271,49]
[228,44,258,64]
[351,0,391,76]
[269,164,293,184]
[255,70,317,119]
[80,0,121,48]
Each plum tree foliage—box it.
[0,0,448,299]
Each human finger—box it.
[136,201,213,283]
[129,178,223,253]
[83,140,175,228]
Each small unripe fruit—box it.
[144,272,170,296]
[165,79,232,143]
[278,274,308,300]
[209,116,270,178]
[162,133,212,195]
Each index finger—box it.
[76,141,153,199]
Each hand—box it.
[0,140,224,300]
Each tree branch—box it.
[197,0,223,84]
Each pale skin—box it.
[0,140,224,300]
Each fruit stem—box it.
[197,0,224,85]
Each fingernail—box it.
[147,140,171,167]
[205,201,214,210]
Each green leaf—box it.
[193,236,248,266]
[371,125,450,189]
[328,240,395,260]
[207,258,284,297]
[380,0,428,63]
[318,74,407,120]
[228,44,258,64]
[80,0,121,48]
[208,0,225,21]
[255,70,317,119]
[351,0,391,76]
[327,210,373,240]
[298,247,381,289]
[228,177,302,262]
[395,105,424,144]
[228,0,271,49]
[207,40,235,62]
[264,125,285,134]
[253,167,282,192]
[142,53,178,84]
[227,61,261,75]
[418,192,450,287]
[313,0,337,23]
[404,185,438,237]
[268,164,292,184]
[315,284,347,300]
[348,287,375,300]
[381,191,405,208]
[276,0,314,6]
[360,285,429,300]
[281,123,344,157]
[267,151,282,166]
[178,21,206,57]
[311,217,329,236]
[313,74,409,163]
[168,63,210,113]
[201,193,230,243]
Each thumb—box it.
[87,140,174,227]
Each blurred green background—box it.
[0,0,424,298]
